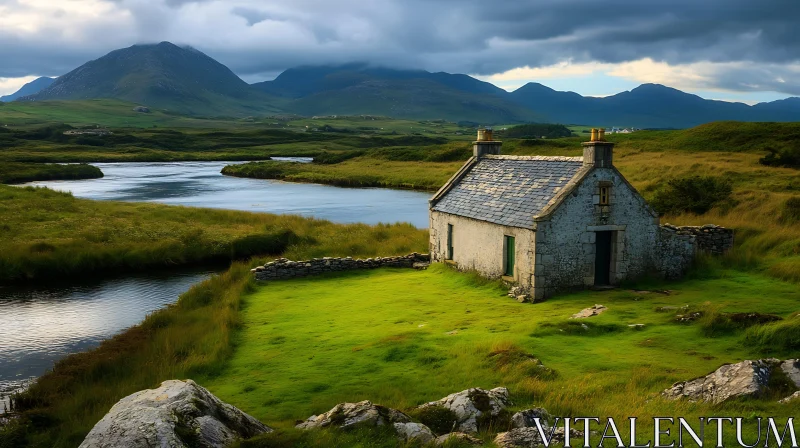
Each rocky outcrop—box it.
[570,304,607,319]
[416,387,510,434]
[296,400,411,430]
[435,432,485,445]
[79,380,270,448]
[511,408,553,429]
[393,422,435,444]
[494,427,582,448]
[252,253,430,281]
[663,359,782,404]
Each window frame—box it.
[599,185,611,206]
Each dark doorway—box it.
[595,231,613,286]
[446,224,454,260]
[504,235,515,277]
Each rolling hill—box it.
[18,42,282,116]
[0,77,54,102]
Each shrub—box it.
[759,146,800,168]
[649,175,733,215]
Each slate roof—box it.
[431,155,584,229]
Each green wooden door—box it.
[504,235,515,276]
[447,224,454,260]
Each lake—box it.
[2,161,432,410]
[23,161,431,228]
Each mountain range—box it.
[12,42,800,127]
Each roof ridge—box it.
[485,155,583,162]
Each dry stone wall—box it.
[251,253,430,281]
[661,224,734,255]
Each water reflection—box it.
[0,269,214,411]
[23,160,431,228]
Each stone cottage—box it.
[428,129,696,300]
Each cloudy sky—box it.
[1,0,799,103]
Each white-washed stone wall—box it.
[429,211,535,288]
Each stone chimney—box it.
[582,128,614,167]
[473,128,502,158]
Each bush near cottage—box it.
[648,175,733,215]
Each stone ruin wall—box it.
[661,224,735,255]
[251,253,430,281]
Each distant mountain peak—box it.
[0,77,55,102]
[16,43,280,116]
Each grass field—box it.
[199,265,800,446]
[0,185,427,283]
[0,99,476,137]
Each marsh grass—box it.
[0,185,427,283]
[743,313,800,354]
[0,163,103,184]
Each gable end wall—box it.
[533,167,661,298]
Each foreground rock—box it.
[662,359,782,404]
[296,400,410,430]
[780,359,800,387]
[494,427,583,448]
[435,432,484,445]
[779,391,800,404]
[511,408,553,429]
[393,422,435,444]
[79,380,270,448]
[570,304,607,319]
[416,387,510,433]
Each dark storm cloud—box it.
[1,0,799,95]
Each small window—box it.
[599,186,611,205]
[504,235,515,277]
[446,224,454,260]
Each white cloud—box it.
[476,58,800,97]
[0,76,39,96]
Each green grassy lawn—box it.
[204,265,799,446]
